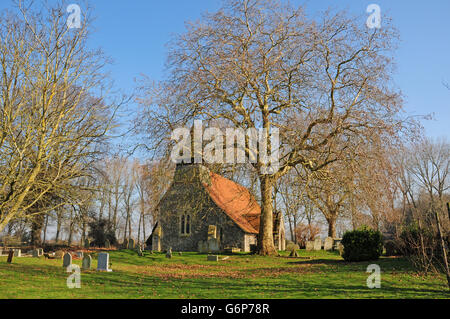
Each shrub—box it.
[88,219,117,247]
[341,227,383,262]
[398,224,442,273]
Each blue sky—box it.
[2,0,450,141]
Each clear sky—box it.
[2,0,449,141]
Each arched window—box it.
[180,214,191,235]
[186,215,190,234]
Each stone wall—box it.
[157,164,251,252]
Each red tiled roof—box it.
[202,172,261,234]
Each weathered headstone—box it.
[82,255,92,270]
[97,252,112,272]
[105,239,111,249]
[128,238,135,249]
[305,241,314,251]
[313,238,322,251]
[7,250,14,263]
[84,239,90,249]
[324,237,333,251]
[37,248,44,256]
[166,247,172,259]
[207,255,219,261]
[333,238,342,251]
[289,244,300,257]
[136,245,143,257]
[32,249,39,257]
[13,249,21,257]
[54,250,64,259]
[62,253,72,268]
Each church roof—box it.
[202,172,261,234]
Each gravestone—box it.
[84,239,90,249]
[324,237,333,251]
[37,248,44,256]
[97,253,112,272]
[54,250,64,259]
[305,241,314,251]
[123,239,129,249]
[7,250,14,263]
[207,255,219,261]
[32,249,39,257]
[105,239,111,249]
[62,253,72,268]
[128,238,135,249]
[166,247,172,259]
[136,245,143,257]
[333,238,342,251]
[289,244,300,257]
[76,251,84,259]
[13,249,21,257]
[313,238,322,251]
[82,255,92,270]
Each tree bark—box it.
[433,209,450,289]
[327,215,337,238]
[257,175,277,256]
[30,214,45,246]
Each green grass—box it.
[0,249,448,299]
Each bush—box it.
[341,227,383,262]
[88,219,117,247]
[398,224,443,273]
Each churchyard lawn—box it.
[0,250,448,299]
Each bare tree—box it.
[0,1,118,233]
[137,0,403,255]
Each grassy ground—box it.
[0,249,448,299]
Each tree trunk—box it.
[137,212,142,245]
[257,175,277,256]
[42,214,49,244]
[433,209,450,289]
[327,214,337,238]
[30,214,45,246]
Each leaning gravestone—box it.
[82,255,92,270]
[305,241,314,251]
[289,244,300,257]
[62,253,72,268]
[7,250,14,263]
[324,237,333,251]
[313,238,322,251]
[166,247,172,259]
[97,252,112,272]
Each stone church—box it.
[149,163,285,253]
